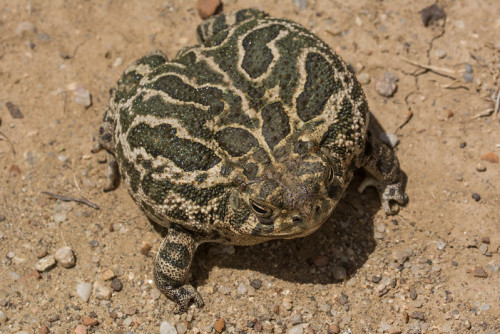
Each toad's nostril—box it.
[292,215,303,224]
[315,205,321,215]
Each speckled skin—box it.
[92,9,407,313]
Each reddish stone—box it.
[81,316,98,326]
[481,152,499,164]
[213,318,225,333]
[197,0,222,19]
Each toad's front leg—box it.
[357,130,408,215]
[154,224,204,313]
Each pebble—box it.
[375,72,398,97]
[475,162,486,172]
[481,152,499,164]
[150,288,161,300]
[74,325,87,334]
[473,266,488,278]
[293,0,309,10]
[357,72,370,85]
[35,255,56,272]
[110,277,123,292]
[434,49,447,59]
[327,324,340,334]
[437,241,446,250]
[113,57,123,67]
[409,311,425,321]
[471,193,481,201]
[140,243,152,255]
[160,321,177,334]
[0,310,6,323]
[213,318,225,333]
[288,324,304,334]
[16,21,37,35]
[237,282,248,295]
[312,255,329,267]
[53,212,67,223]
[479,243,488,255]
[81,316,98,326]
[6,102,24,119]
[74,87,92,107]
[76,283,92,302]
[332,266,347,280]
[176,322,188,334]
[480,237,490,244]
[379,133,399,148]
[250,279,262,289]
[420,4,446,27]
[393,249,412,264]
[101,268,116,280]
[54,246,75,268]
[38,325,50,334]
[93,281,112,300]
[291,312,303,325]
[338,293,349,305]
[197,0,221,19]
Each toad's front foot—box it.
[358,176,408,215]
[158,283,204,314]
[153,225,202,313]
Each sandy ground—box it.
[0,0,499,333]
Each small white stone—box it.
[160,321,178,334]
[93,281,112,300]
[54,212,67,223]
[35,255,56,272]
[0,310,6,323]
[74,86,92,107]
[76,283,92,302]
[55,246,75,268]
[16,22,36,35]
[176,322,188,334]
[288,324,304,334]
[379,133,399,148]
[434,49,447,59]
[437,241,446,250]
[237,282,248,295]
[113,57,123,67]
[479,243,488,255]
[357,72,371,85]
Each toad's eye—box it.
[324,163,335,186]
[249,199,274,223]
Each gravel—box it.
[35,255,56,272]
[375,71,398,97]
[110,277,123,291]
[76,283,92,302]
[0,310,6,323]
[160,321,177,334]
[54,246,75,268]
[288,324,304,334]
[93,281,112,300]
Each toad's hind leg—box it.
[357,130,408,215]
[154,225,203,314]
[196,8,268,44]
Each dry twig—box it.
[42,191,100,210]
[401,57,457,80]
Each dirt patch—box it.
[0,1,498,333]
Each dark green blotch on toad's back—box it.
[241,24,283,79]
[261,101,290,150]
[128,122,221,172]
[296,53,341,122]
[215,127,259,157]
